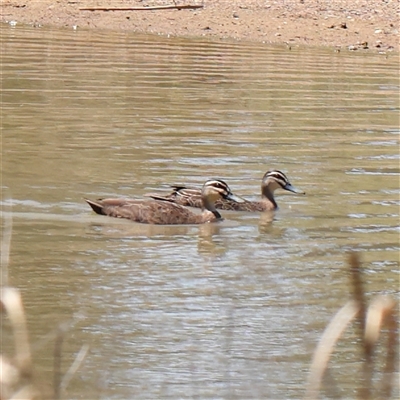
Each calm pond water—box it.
[1,24,399,399]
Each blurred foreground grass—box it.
[1,208,398,398]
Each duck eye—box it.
[211,182,223,189]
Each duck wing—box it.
[146,186,204,208]
[85,197,213,225]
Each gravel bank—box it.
[1,0,399,52]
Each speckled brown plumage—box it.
[86,179,243,225]
[147,170,305,212]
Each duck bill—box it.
[284,183,305,195]
[225,193,245,203]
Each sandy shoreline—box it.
[1,1,399,52]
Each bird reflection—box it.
[197,222,227,258]
[258,210,275,234]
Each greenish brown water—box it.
[1,24,399,399]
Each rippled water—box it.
[1,24,399,399]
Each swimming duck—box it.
[85,179,243,225]
[147,170,305,212]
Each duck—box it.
[85,179,243,225]
[146,170,305,212]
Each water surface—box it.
[1,24,399,399]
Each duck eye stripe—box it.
[269,172,288,182]
[207,180,227,189]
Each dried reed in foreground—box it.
[1,206,88,399]
[305,252,399,399]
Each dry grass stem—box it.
[1,209,87,399]
[365,296,398,399]
[1,287,33,377]
[60,344,90,393]
[1,287,36,399]
[53,321,89,399]
[349,253,368,340]
[305,299,360,399]
[305,253,399,399]
[382,305,398,398]
[365,296,396,346]
[349,252,375,399]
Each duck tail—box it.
[85,199,106,215]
